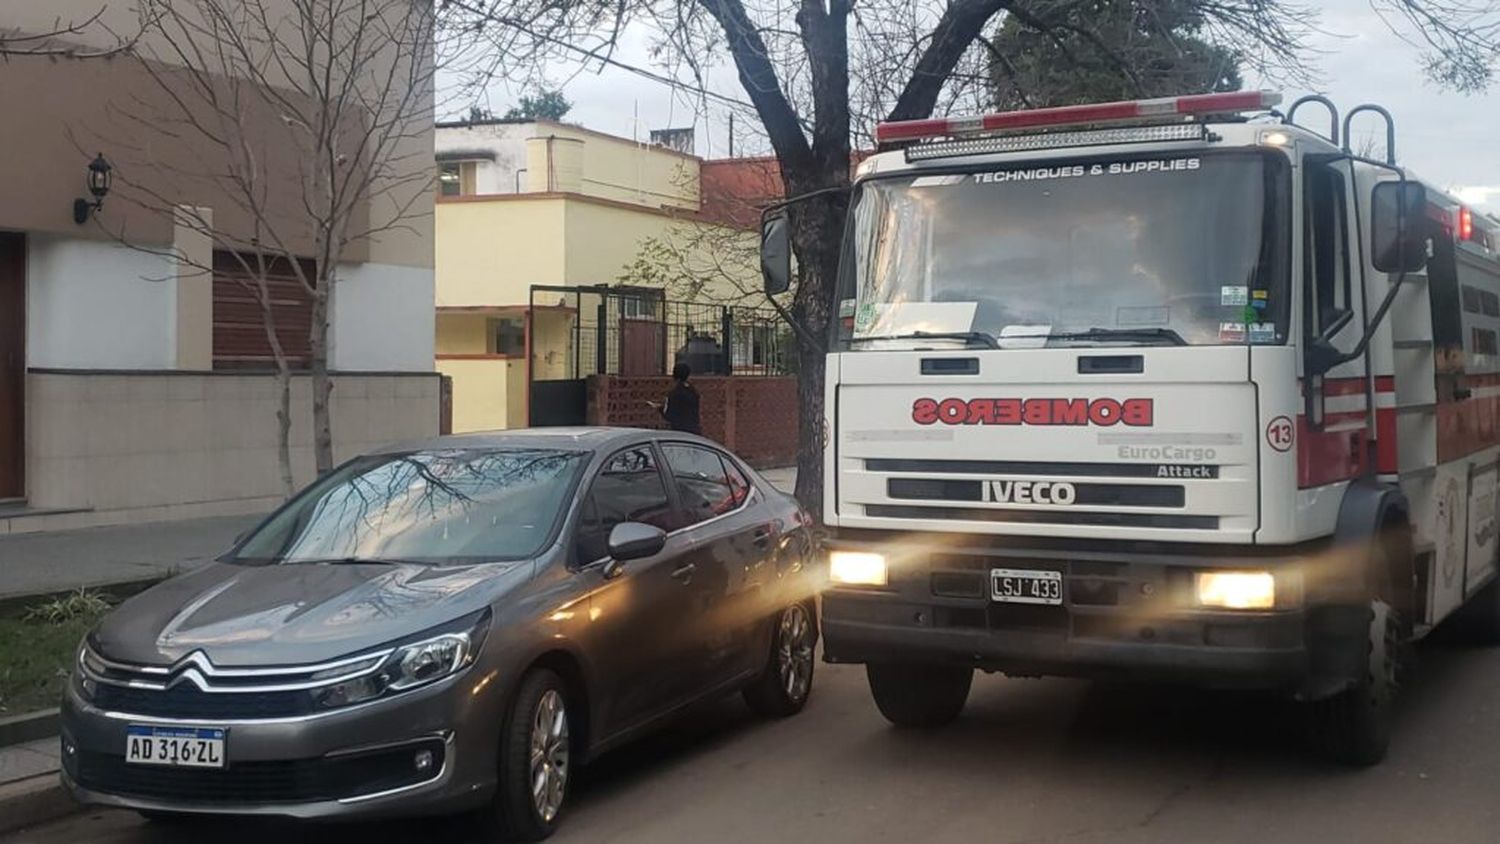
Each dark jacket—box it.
[662,382,701,434]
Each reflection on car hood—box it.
[92,560,527,667]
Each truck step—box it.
[1392,339,1433,349]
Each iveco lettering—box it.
[759,91,1500,765]
[60,429,819,840]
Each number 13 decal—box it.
[1266,415,1295,453]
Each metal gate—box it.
[527,285,790,427]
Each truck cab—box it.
[761,92,1500,764]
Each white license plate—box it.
[991,568,1063,605]
[126,726,226,768]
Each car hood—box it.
[92,560,530,667]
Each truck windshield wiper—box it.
[1043,327,1187,346]
[850,330,999,349]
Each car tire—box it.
[743,601,817,718]
[866,662,973,728]
[477,668,573,842]
[1305,537,1408,766]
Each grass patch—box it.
[0,589,114,716]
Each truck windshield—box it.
[837,152,1289,349]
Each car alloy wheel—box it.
[777,603,814,704]
[529,688,570,823]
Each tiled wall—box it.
[19,371,441,529]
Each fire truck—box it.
[759,91,1500,764]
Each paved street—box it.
[10,636,1500,844]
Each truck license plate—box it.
[990,569,1063,605]
[126,726,226,768]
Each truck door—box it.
[1300,157,1370,487]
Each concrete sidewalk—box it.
[0,513,260,600]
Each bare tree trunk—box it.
[273,363,295,495]
[309,286,334,475]
[787,190,847,521]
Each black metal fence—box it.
[528,284,794,426]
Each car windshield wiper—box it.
[282,556,424,567]
[1043,327,1187,346]
[850,330,999,349]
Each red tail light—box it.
[875,91,1282,144]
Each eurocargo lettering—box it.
[760,91,1500,766]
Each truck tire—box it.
[1302,533,1404,767]
[866,662,973,728]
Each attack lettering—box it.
[911,397,1154,427]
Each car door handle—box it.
[752,528,773,550]
[670,563,696,582]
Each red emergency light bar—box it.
[875,91,1283,144]
[1460,206,1474,241]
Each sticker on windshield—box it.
[1219,322,1247,343]
[910,175,966,188]
[854,302,877,332]
[972,158,1201,185]
[1220,285,1248,307]
[1248,323,1277,344]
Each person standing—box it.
[653,363,701,434]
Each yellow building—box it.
[435,119,762,432]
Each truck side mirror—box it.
[760,212,792,296]
[1371,181,1428,273]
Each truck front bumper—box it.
[823,592,1307,688]
[819,535,1342,691]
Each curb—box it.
[0,774,78,836]
[0,576,169,615]
[0,710,59,748]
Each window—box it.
[229,449,588,565]
[1304,161,1352,337]
[1472,327,1498,356]
[662,444,743,526]
[438,161,477,197]
[489,316,525,356]
[575,446,673,564]
[1462,285,1484,314]
[212,250,315,370]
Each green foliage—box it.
[990,0,1243,109]
[22,588,113,625]
[1,590,113,714]
[503,89,573,121]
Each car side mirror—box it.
[1371,180,1428,273]
[760,212,792,296]
[607,522,666,563]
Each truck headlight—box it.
[1196,571,1275,610]
[830,551,888,586]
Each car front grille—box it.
[91,683,315,720]
[68,739,445,804]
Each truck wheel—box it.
[866,662,972,727]
[1305,596,1402,766]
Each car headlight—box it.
[829,550,888,586]
[1196,571,1276,610]
[314,610,490,709]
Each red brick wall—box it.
[587,375,798,467]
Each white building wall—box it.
[26,234,177,370]
[435,122,533,195]
[331,262,436,372]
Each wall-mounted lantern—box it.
[72,153,113,224]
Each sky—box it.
[460,0,1499,215]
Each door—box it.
[660,443,770,682]
[575,444,709,734]
[0,233,24,501]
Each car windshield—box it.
[228,448,588,566]
[837,152,1289,349]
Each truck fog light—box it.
[1196,571,1275,609]
[829,551,888,586]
